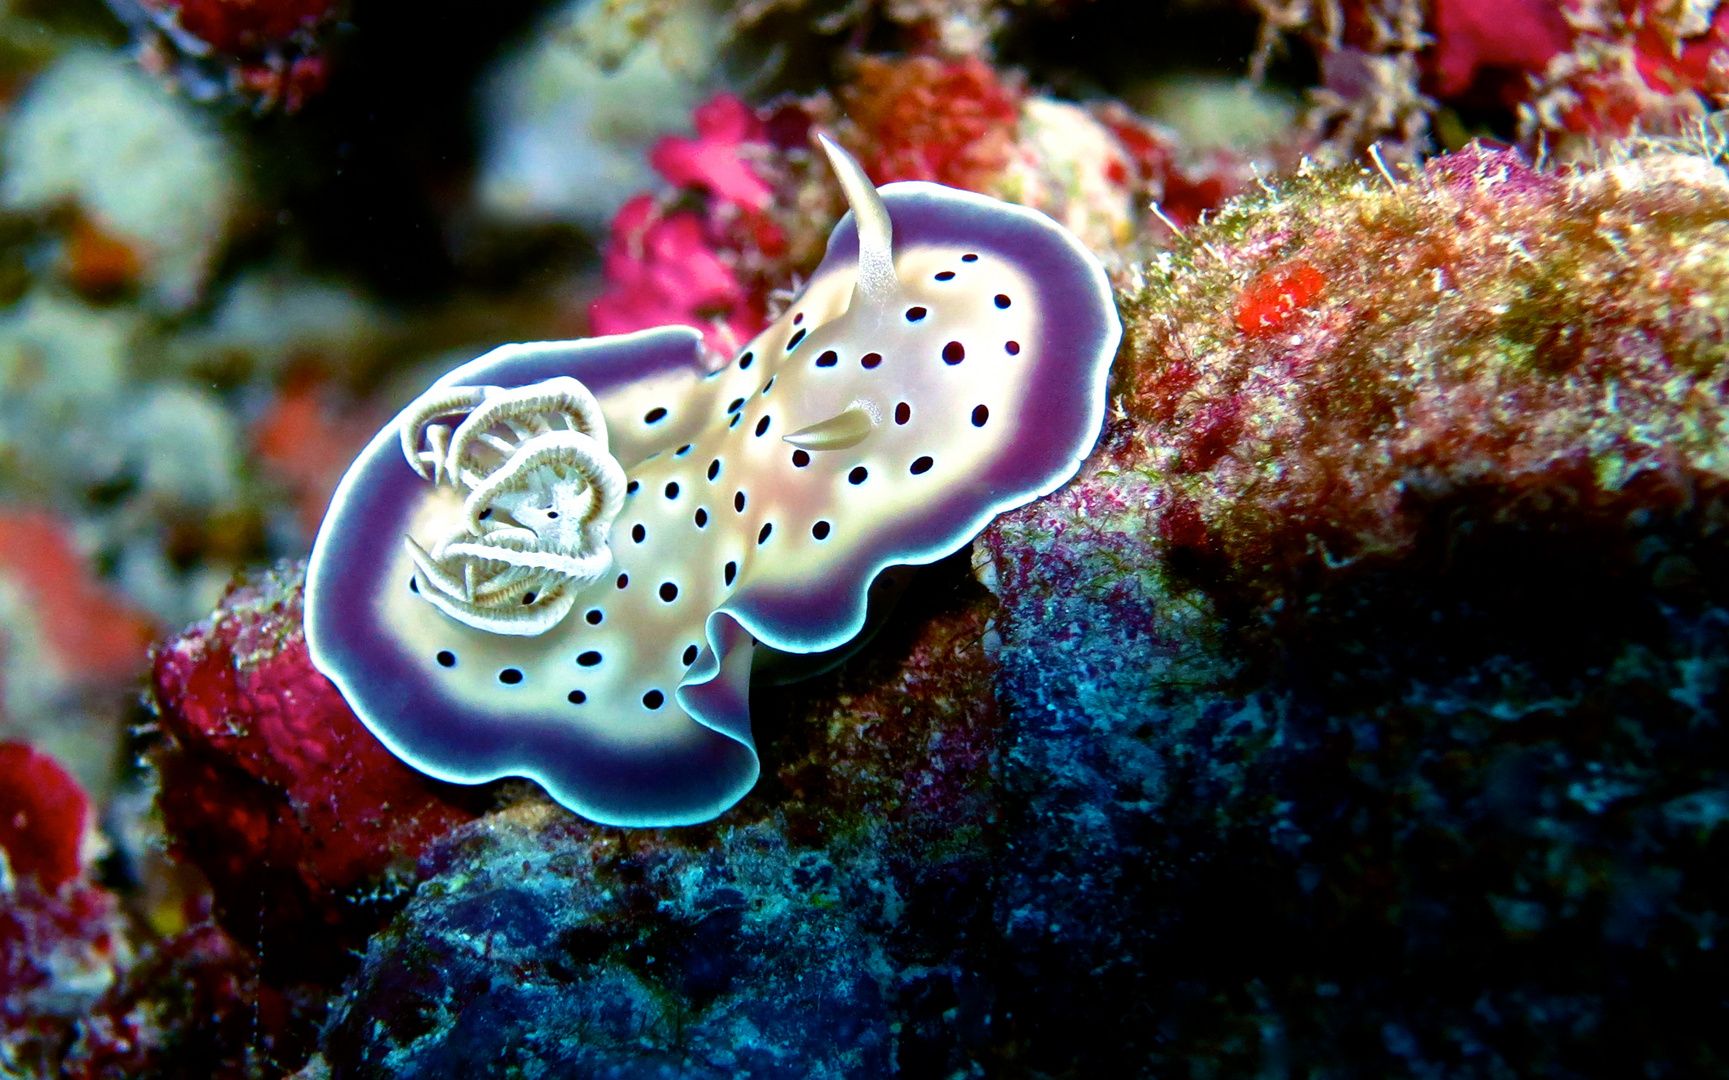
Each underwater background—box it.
[2,0,1729,1075]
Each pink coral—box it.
[589,196,765,357]
[1428,0,1573,99]
[1523,0,1729,147]
[650,95,776,211]
[590,91,787,358]
[592,73,1242,364]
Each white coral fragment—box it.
[399,376,625,636]
[2,50,239,312]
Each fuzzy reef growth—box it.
[305,139,1119,828]
[1111,141,1729,584]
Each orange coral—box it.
[0,511,155,681]
[251,373,383,540]
[842,56,1021,191]
[64,216,142,299]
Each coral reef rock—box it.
[149,564,482,988]
[0,512,157,798]
[976,140,1729,1074]
[0,744,131,1079]
[316,555,999,1078]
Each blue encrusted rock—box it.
[320,807,894,1080]
[317,585,1000,1079]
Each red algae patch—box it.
[1,743,131,1076]
[1235,262,1326,336]
[0,742,95,892]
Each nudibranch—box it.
[305,138,1120,827]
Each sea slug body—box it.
[305,138,1120,827]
